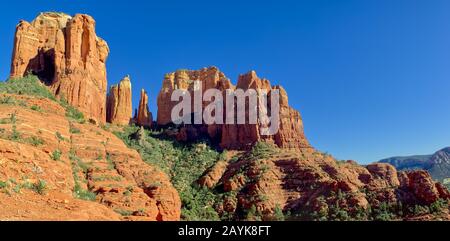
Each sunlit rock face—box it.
[156,67,311,150]
[10,12,109,123]
[107,76,132,125]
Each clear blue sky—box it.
[1,0,449,163]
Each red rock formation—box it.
[135,89,153,128]
[366,163,401,188]
[220,71,311,150]
[10,12,109,123]
[198,160,229,188]
[401,170,444,204]
[157,67,233,122]
[157,67,234,140]
[106,76,132,125]
[210,147,450,220]
[156,67,311,150]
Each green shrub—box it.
[0,181,8,189]
[0,96,26,106]
[9,112,17,124]
[1,75,87,125]
[114,126,223,221]
[73,183,97,201]
[69,124,81,134]
[69,150,96,201]
[114,209,134,217]
[246,205,263,221]
[0,75,55,100]
[32,180,47,195]
[26,136,45,146]
[30,105,42,112]
[63,102,85,124]
[412,205,430,216]
[51,149,62,161]
[0,96,16,105]
[246,142,278,161]
[271,205,285,221]
[10,125,21,141]
[92,175,122,182]
[55,132,66,142]
[100,123,111,131]
[106,154,115,170]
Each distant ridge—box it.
[379,147,450,182]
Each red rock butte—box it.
[10,12,109,124]
[156,67,311,150]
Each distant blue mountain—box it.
[379,147,450,182]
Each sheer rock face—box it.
[157,67,234,140]
[135,89,153,128]
[106,76,132,125]
[156,67,311,150]
[157,66,233,125]
[220,71,311,150]
[10,12,109,124]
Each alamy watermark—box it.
[170,81,280,135]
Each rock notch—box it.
[106,75,133,125]
[10,12,109,123]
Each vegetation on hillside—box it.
[115,125,226,221]
[0,75,90,201]
[0,75,86,124]
[2,75,449,221]
[0,75,55,100]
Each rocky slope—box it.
[208,144,449,220]
[379,147,450,183]
[118,128,450,221]
[0,78,180,220]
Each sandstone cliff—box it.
[220,71,311,150]
[157,67,233,128]
[156,67,310,150]
[106,76,132,125]
[10,12,109,124]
